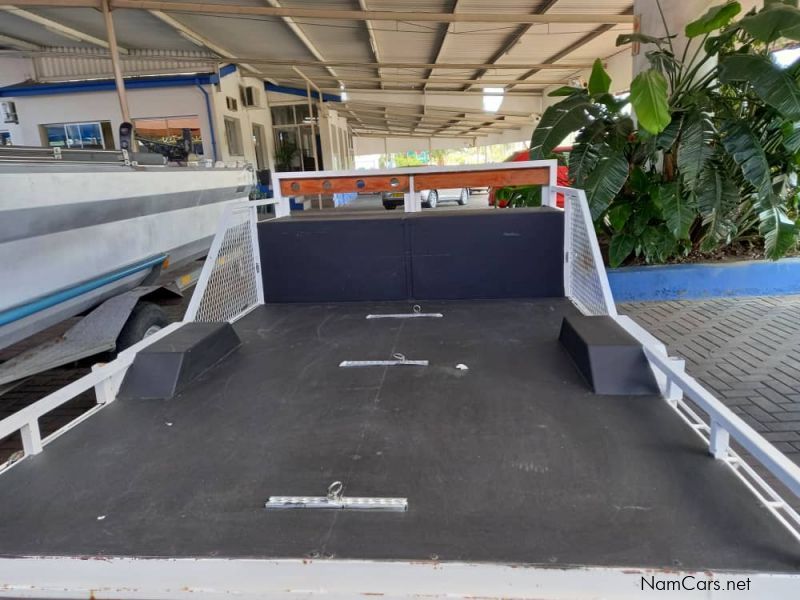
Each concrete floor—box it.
[622,296,800,466]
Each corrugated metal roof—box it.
[0,0,634,136]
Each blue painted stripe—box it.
[608,258,800,302]
[209,63,237,84]
[0,254,167,327]
[0,74,214,97]
[265,83,341,102]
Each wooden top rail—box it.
[275,160,557,197]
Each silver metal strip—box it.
[339,353,428,368]
[366,304,443,319]
[265,481,408,512]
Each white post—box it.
[404,175,418,213]
[92,363,125,405]
[249,205,265,304]
[20,421,42,456]
[709,421,730,459]
[101,0,131,125]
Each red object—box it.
[488,148,570,208]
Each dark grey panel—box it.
[259,217,409,302]
[258,209,565,302]
[0,301,797,571]
[559,315,660,395]
[119,322,241,400]
[0,186,245,244]
[410,209,564,299]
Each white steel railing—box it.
[0,322,183,474]
[184,199,276,324]
[558,186,617,317]
[559,184,800,542]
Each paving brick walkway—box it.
[622,296,800,465]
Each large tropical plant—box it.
[529,0,800,266]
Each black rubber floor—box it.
[0,300,798,571]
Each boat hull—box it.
[0,163,253,347]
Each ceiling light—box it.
[340,84,348,102]
[482,87,504,113]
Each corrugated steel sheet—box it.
[34,47,218,82]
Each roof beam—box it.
[334,100,534,118]
[284,75,562,85]
[0,32,39,50]
[0,48,593,71]
[263,0,342,87]
[147,10,275,83]
[506,7,634,90]
[424,0,459,92]
[323,88,542,96]
[337,106,529,124]
[0,5,127,52]
[465,0,559,90]
[104,2,637,24]
[357,0,382,87]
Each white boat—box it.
[0,147,253,352]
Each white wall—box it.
[0,57,35,87]
[1,83,214,155]
[210,71,273,168]
[0,66,279,169]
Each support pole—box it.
[102,0,130,124]
[306,81,322,209]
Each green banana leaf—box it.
[630,69,671,135]
[529,93,594,159]
[685,1,741,38]
[719,54,800,119]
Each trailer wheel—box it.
[116,302,169,351]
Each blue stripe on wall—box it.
[0,73,215,97]
[265,83,341,102]
[608,258,800,302]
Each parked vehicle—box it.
[382,187,469,210]
[488,147,571,208]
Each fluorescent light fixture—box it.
[340,84,348,101]
[482,87,504,113]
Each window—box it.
[133,115,204,161]
[226,96,238,112]
[40,121,111,150]
[224,117,244,156]
[240,86,258,107]
[0,131,10,146]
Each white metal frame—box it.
[2,165,800,596]
[0,321,184,475]
[556,184,800,543]
[184,198,277,323]
[1,556,797,599]
[271,159,559,215]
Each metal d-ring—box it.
[392,353,406,363]
[327,481,344,501]
[412,304,422,314]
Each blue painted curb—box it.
[608,258,800,302]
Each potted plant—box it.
[529,0,800,267]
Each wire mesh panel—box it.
[186,204,261,323]
[560,187,617,317]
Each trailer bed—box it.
[0,299,797,572]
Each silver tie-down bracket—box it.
[339,352,428,368]
[366,304,443,320]
[265,481,408,512]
